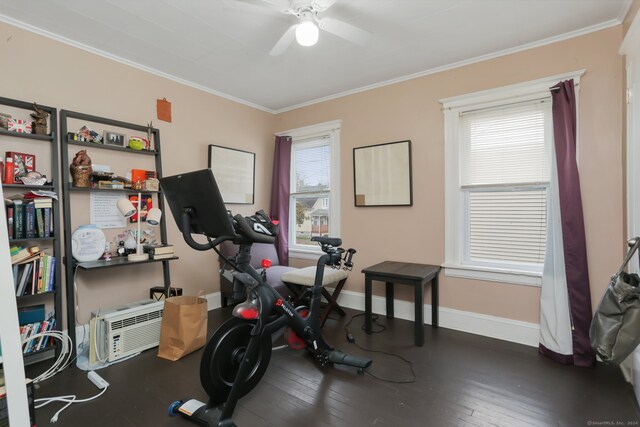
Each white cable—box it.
[35,386,108,423]
[22,330,73,383]
[93,310,108,363]
[73,264,85,353]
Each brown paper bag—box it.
[157,295,208,361]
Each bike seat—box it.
[311,236,342,247]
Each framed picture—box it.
[353,140,412,207]
[104,131,126,147]
[6,151,36,183]
[208,145,255,204]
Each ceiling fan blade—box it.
[318,17,372,46]
[232,0,292,13]
[269,24,297,56]
[311,0,337,12]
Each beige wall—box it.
[0,22,275,324]
[0,20,626,326]
[277,27,625,323]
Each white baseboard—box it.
[206,292,222,311]
[335,290,540,347]
[205,289,539,347]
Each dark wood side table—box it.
[362,261,441,346]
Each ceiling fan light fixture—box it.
[295,20,319,46]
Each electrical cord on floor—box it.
[344,313,416,384]
[24,330,74,383]
[35,386,109,423]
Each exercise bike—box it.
[160,169,372,427]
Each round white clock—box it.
[71,225,106,262]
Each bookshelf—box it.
[59,110,175,357]
[0,96,61,365]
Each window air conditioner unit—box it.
[91,299,164,362]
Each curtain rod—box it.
[549,81,580,91]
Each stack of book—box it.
[17,305,55,354]
[143,243,174,260]
[5,191,55,240]
[11,245,56,296]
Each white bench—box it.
[281,266,348,327]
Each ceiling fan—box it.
[235,0,372,55]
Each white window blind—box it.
[293,141,330,193]
[460,100,550,266]
[291,138,332,248]
[461,101,550,186]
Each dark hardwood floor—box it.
[27,307,640,426]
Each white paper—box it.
[90,193,127,229]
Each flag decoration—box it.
[7,119,33,134]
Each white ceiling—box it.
[0,0,632,113]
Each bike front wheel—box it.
[200,317,272,405]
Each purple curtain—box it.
[545,79,595,367]
[269,136,292,266]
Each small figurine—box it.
[70,150,93,187]
[30,103,49,135]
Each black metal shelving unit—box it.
[0,96,62,366]
[59,110,173,357]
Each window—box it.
[441,72,582,286]
[279,120,341,258]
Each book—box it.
[18,304,44,325]
[46,256,56,292]
[20,325,31,352]
[24,202,35,238]
[143,244,174,255]
[11,245,39,264]
[151,253,175,260]
[43,207,51,237]
[34,320,49,351]
[6,151,36,183]
[33,197,52,208]
[38,254,47,293]
[12,264,19,289]
[13,199,23,239]
[35,208,44,238]
[35,252,45,294]
[24,322,40,353]
[128,193,152,222]
[5,200,13,240]
[29,256,38,295]
[16,262,33,297]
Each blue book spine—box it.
[18,304,45,325]
[43,207,51,237]
[47,256,55,292]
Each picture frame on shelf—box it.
[104,131,126,147]
[0,112,11,129]
[6,151,36,183]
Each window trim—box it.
[277,120,341,259]
[440,71,583,286]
